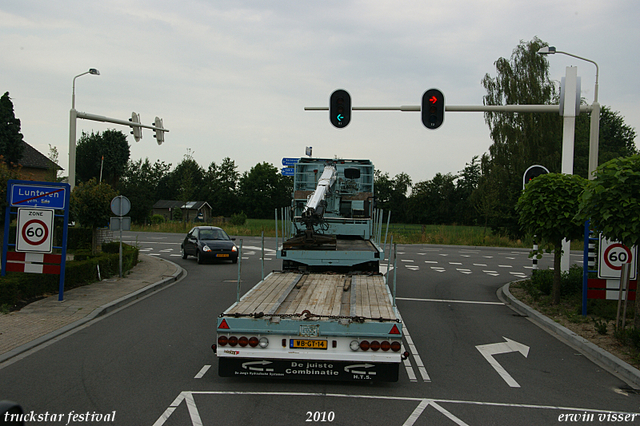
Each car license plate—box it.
[216,254,229,257]
[290,339,327,350]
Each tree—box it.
[70,179,118,254]
[579,155,640,325]
[238,162,292,219]
[118,158,171,223]
[408,173,456,224]
[155,151,204,206]
[202,157,240,217]
[517,173,587,304]
[574,106,638,178]
[374,171,412,223]
[75,130,130,187]
[0,92,25,165]
[480,37,562,237]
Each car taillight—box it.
[218,335,228,346]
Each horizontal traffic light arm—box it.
[305,104,593,113]
[76,111,169,133]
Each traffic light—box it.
[421,89,445,129]
[153,117,165,145]
[522,165,550,189]
[329,89,351,128]
[129,112,142,142]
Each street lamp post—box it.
[69,68,100,190]
[537,46,600,179]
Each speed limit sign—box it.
[599,235,637,279]
[16,208,54,253]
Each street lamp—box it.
[69,68,100,190]
[537,46,600,179]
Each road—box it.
[1,231,638,425]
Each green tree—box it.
[480,37,562,237]
[574,106,638,178]
[579,155,640,325]
[75,130,130,187]
[238,162,292,219]
[0,92,25,165]
[374,171,412,223]
[202,157,240,217]
[408,173,456,224]
[70,179,118,254]
[517,173,587,304]
[155,151,204,206]
[118,158,171,223]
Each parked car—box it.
[181,226,238,264]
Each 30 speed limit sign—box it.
[16,208,54,253]
[599,235,637,279]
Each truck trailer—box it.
[214,158,405,382]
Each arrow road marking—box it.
[242,360,274,372]
[344,363,376,375]
[476,337,529,388]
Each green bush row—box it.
[0,243,139,309]
[521,264,584,299]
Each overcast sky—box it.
[2,1,638,185]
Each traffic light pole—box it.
[68,109,169,190]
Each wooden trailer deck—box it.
[224,272,397,321]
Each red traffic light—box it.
[422,89,444,129]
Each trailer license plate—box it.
[290,339,327,350]
[216,254,229,257]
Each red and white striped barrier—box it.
[5,252,61,274]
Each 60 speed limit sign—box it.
[599,235,637,280]
[16,208,54,253]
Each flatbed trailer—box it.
[216,271,404,382]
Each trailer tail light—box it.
[351,340,401,352]
[217,335,269,349]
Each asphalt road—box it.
[1,231,638,425]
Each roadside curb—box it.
[0,258,185,364]
[499,281,640,389]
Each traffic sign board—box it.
[599,235,637,279]
[282,158,299,167]
[111,195,131,216]
[281,167,295,176]
[16,208,54,253]
[10,184,66,209]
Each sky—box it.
[2,0,639,185]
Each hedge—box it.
[0,243,139,309]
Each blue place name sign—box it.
[10,184,67,209]
[282,157,299,167]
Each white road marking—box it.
[153,391,630,426]
[398,312,430,383]
[476,337,530,388]
[456,269,472,274]
[449,262,462,265]
[473,263,487,267]
[194,365,211,379]
[424,260,438,264]
[498,265,512,268]
[401,259,415,262]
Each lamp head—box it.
[537,46,556,55]
[89,68,100,75]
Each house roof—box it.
[153,200,211,210]
[18,141,62,170]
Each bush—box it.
[0,244,139,309]
[526,264,583,298]
[230,212,247,226]
[151,214,165,225]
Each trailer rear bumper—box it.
[218,357,399,382]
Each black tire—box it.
[196,250,203,264]
[181,246,188,259]
[232,256,238,264]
